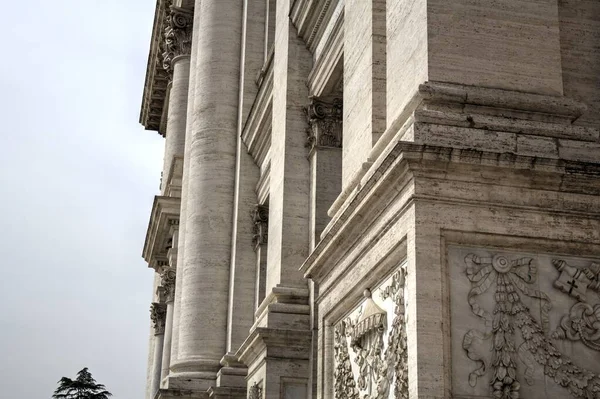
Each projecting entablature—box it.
[139,0,193,136]
[142,195,180,270]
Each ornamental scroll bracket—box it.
[304,98,343,152]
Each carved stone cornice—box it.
[160,267,177,303]
[139,0,194,136]
[305,98,343,151]
[251,204,269,250]
[142,195,181,270]
[162,6,193,76]
[150,302,167,335]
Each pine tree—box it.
[52,368,112,399]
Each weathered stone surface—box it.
[136,1,600,398]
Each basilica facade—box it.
[139,1,600,398]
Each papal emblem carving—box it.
[333,267,408,399]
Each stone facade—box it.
[138,1,600,398]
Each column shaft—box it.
[171,5,200,372]
[160,301,174,384]
[151,333,165,397]
[162,58,190,192]
[172,0,243,382]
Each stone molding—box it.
[251,204,268,250]
[150,302,168,335]
[291,0,340,53]
[139,0,194,135]
[302,142,600,282]
[143,195,181,270]
[162,5,193,76]
[305,97,342,151]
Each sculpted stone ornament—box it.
[333,267,408,399]
[553,302,600,352]
[251,204,268,250]
[334,321,359,399]
[463,253,600,399]
[160,267,176,303]
[553,259,600,302]
[150,303,167,335]
[162,5,193,76]
[304,98,343,151]
[248,381,262,399]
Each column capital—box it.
[150,302,168,335]
[304,97,343,151]
[160,267,177,303]
[251,204,269,251]
[162,5,194,76]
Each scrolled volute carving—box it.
[251,204,268,250]
[160,267,177,303]
[304,98,343,151]
[162,5,193,76]
[150,302,167,335]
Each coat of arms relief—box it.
[456,249,600,399]
[333,267,408,399]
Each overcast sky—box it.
[0,1,163,397]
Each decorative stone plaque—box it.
[333,265,408,399]
[448,246,600,399]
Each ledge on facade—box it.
[306,3,343,97]
[328,81,597,219]
[236,327,312,370]
[143,195,181,269]
[304,138,600,283]
[155,388,204,399]
[140,0,179,136]
[290,0,340,54]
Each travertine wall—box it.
[266,0,312,292]
[428,0,563,96]
[343,0,386,189]
[559,0,600,127]
[386,0,428,126]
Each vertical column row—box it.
[170,0,244,390]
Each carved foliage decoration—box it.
[248,381,262,399]
[150,302,167,335]
[305,98,343,151]
[160,267,177,303]
[463,253,600,399]
[333,267,408,399]
[162,5,193,76]
[251,204,268,250]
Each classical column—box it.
[159,265,176,385]
[150,303,167,397]
[161,5,193,193]
[162,3,194,376]
[305,98,343,251]
[170,0,243,388]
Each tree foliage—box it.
[52,368,112,399]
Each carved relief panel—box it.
[333,266,408,399]
[449,246,600,399]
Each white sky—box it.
[0,1,163,397]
